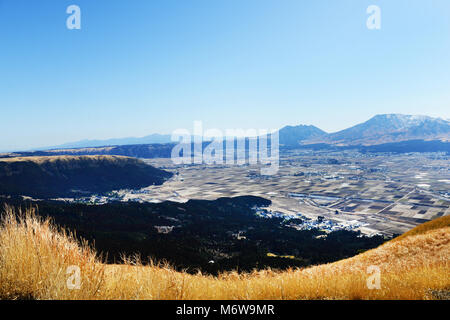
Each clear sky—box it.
[0,0,449,151]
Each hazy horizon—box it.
[1,0,449,151]
[0,112,448,153]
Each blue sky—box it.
[0,0,449,151]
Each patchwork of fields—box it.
[91,151,450,236]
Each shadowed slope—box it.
[0,155,172,198]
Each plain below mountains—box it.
[0,155,173,199]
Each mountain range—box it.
[41,114,448,150]
[3,114,448,157]
[43,133,173,150]
[297,114,450,147]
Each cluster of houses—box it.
[72,189,154,204]
[154,226,175,234]
[295,217,364,233]
[253,207,365,233]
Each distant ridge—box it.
[0,155,173,198]
[278,125,327,146]
[43,133,172,150]
[6,114,450,155]
[303,114,450,146]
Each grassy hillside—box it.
[0,206,448,300]
[392,215,450,242]
[0,155,172,198]
[0,197,384,274]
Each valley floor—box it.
[104,152,449,237]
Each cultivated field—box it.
[124,151,449,236]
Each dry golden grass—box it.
[0,206,448,300]
[392,215,450,242]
